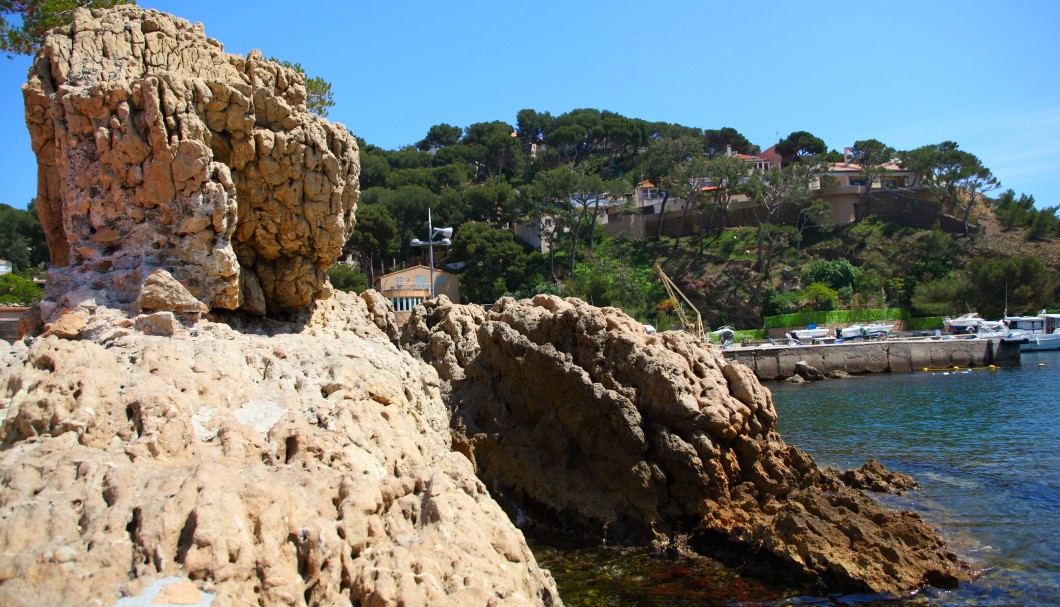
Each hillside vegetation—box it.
[5,107,1058,326]
[343,108,1059,329]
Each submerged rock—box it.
[402,295,968,595]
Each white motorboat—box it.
[1003,311,1060,351]
[943,313,1005,334]
[787,325,830,343]
[838,323,894,339]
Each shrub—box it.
[327,265,368,293]
[804,258,862,291]
[803,282,838,311]
[0,274,43,305]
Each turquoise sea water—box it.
[537,351,1060,606]
[769,350,1060,606]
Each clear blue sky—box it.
[2,0,1058,210]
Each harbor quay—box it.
[721,336,1022,381]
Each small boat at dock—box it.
[943,312,1005,334]
[1003,311,1060,352]
[837,323,895,339]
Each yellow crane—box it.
[655,266,704,340]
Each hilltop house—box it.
[0,259,12,275]
[374,264,459,323]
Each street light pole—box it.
[427,208,436,298]
[410,208,453,301]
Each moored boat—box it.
[838,323,894,339]
[1003,311,1060,351]
[787,325,829,343]
[943,312,1005,334]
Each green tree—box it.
[703,127,755,157]
[910,274,973,317]
[515,109,553,145]
[901,141,999,236]
[804,258,862,291]
[343,202,397,284]
[638,135,703,240]
[527,166,581,281]
[0,273,42,304]
[966,255,1055,317]
[802,282,839,311]
[774,131,826,166]
[449,222,526,304]
[1026,206,1060,241]
[700,153,751,239]
[462,121,524,181]
[416,123,462,151]
[327,265,368,293]
[0,202,48,269]
[268,58,334,117]
[848,139,896,211]
[992,189,1036,230]
[2,0,132,56]
[741,162,820,276]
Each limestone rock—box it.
[138,269,209,315]
[832,458,920,495]
[0,292,561,606]
[24,6,359,320]
[401,295,968,595]
[794,360,826,381]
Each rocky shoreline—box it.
[1,6,968,605]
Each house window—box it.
[395,277,404,287]
[436,275,445,286]
[415,275,427,290]
[850,178,867,186]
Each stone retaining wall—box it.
[722,337,1021,381]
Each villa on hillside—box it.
[374,264,459,323]
[511,145,926,247]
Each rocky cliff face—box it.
[4,6,561,606]
[401,295,968,594]
[0,292,561,607]
[23,6,358,319]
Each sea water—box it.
[536,351,1059,606]
[769,350,1060,606]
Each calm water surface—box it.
[536,351,1060,606]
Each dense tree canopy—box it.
[331,105,1050,328]
[901,141,999,236]
[774,131,826,166]
[0,202,48,270]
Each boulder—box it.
[401,295,968,594]
[23,5,359,320]
[0,292,561,606]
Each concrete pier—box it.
[721,337,1022,381]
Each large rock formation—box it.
[23,6,358,319]
[401,295,969,595]
[0,292,561,607]
[4,6,561,606]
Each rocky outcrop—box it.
[5,6,561,606]
[0,292,561,607]
[23,6,358,320]
[401,295,968,595]
[831,459,921,495]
